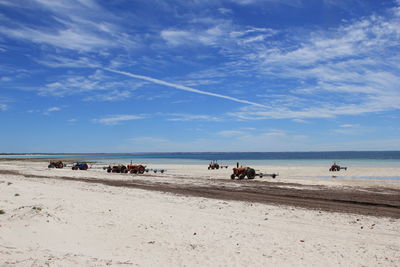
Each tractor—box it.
[231,166,278,180]
[208,161,220,170]
[231,167,256,180]
[107,165,128,173]
[208,161,228,170]
[329,163,347,172]
[48,161,64,168]
[127,164,146,174]
[72,162,89,170]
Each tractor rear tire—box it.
[247,168,256,179]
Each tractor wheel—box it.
[139,167,145,174]
[160,170,164,174]
[216,165,219,169]
[208,167,211,170]
[107,169,111,173]
[247,168,256,179]
[48,164,55,168]
[239,174,245,180]
[230,174,235,180]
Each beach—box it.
[0,160,399,266]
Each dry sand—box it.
[0,160,399,266]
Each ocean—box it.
[1,151,400,167]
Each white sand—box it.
[0,161,399,266]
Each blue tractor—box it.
[72,162,89,170]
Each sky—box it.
[0,0,399,153]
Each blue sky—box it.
[0,0,399,153]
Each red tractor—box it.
[48,161,64,168]
[208,161,220,170]
[231,167,256,180]
[127,164,146,174]
[329,163,347,171]
[208,161,228,170]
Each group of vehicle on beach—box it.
[47,160,347,180]
[47,161,165,174]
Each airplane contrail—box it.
[103,68,268,108]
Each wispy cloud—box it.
[0,103,7,111]
[217,130,246,136]
[0,0,136,52]
[166,113,222,122]
[223,5,400,120]
[38,70,145,99]
[42,106,61,115]
[340,124,358,128]
[93,114,147,125]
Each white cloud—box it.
[38,70,145,99]
[217,130,246,136]
[0,0,136,52]
[166,113,222,122]
[47,107,60,112]
[85,90,132,102]
[42,106,61,115]
[93,114,147,125]
[340,124,358,128]
[0,103,7,111]
[0,24,112,52]
[221,6,400,120]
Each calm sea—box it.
[1,151,400,167]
